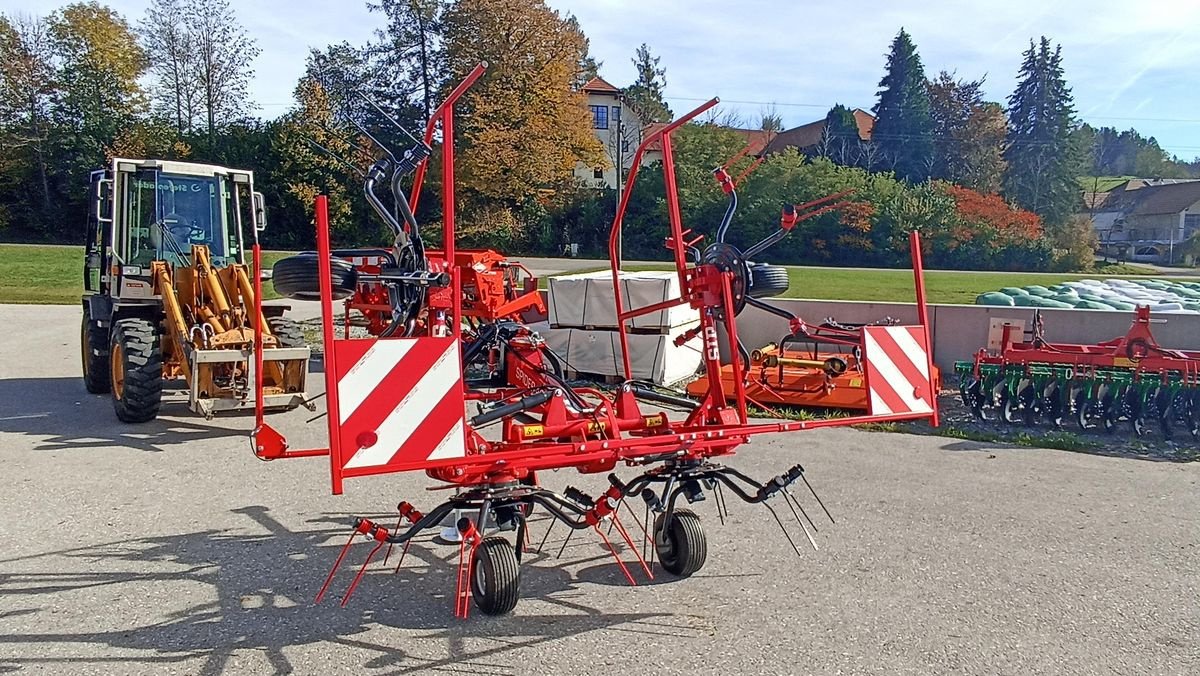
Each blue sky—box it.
[9,0,1200,159]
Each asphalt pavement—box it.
[0,303,1197,675]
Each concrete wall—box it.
[730,299,1200,370]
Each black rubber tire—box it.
[266,316,305,348]
[654,508,707,578]
[470,536,521,616]
[271,253,357,301]
[81,308,111,394]
[110,318,164,423]
[747,264,789,299]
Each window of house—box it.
[590,105,608,129]
[1185,213,1200,237]
[611,105,621,126]
[593,167,604,179]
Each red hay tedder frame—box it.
[247,65,940,617]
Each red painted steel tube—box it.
[618,296,688,322]
[410,63,487,213]
[442,107,459,340]
[316,195,346,494]
[909,230,939,427]
[252,244,265,427]
[720,271,748,423]
[608,98,719,379]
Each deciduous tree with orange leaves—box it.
[442,0,604,212]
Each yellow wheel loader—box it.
[82,158,310,422]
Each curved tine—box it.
[715,190,738,244]
[744,296,797,322]
[706,471,764,504]
[364,165,404,235]
[355,91,425,145]
[348,116,397,163]
[389,166,422,238]
[382,500,458,544]
[299,135,367,179]
[528,495,593,529]
[742,229,788,260]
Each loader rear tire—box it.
[747,264,789,299]
[272,253,357,301]
[81,308,110,394]
[110,318,163,424]
[266,316,305,348]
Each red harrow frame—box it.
[250,66,940,617]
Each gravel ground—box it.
[1,304,1198,675]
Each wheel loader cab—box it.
[82,158,307,423]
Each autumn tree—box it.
[442,0,604,208]
[184,0,258,150]
[872,28,933,182]
[623,43,672,124]
[276,76,361,241]
[49,2,148,179]
[926,71,1006,193]
[0,13,56,220]
[139,0,199,135]
[1004,37,1083,226]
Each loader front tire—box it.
[272,253,357,301]
[266,316,305,348]
[81,308,111,394]
[110,318,163,423]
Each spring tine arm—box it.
[763,502,802,557]
[800,471,835,524]
[781,490,819,551]
[340,540,384,607]
[593,524,637,586]
[611,513,653,581]
[315,530,359,605]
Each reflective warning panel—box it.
[861,326,934,416]
[330,337,466,482]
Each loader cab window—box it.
[122,171,239,267]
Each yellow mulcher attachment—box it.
[152,244,309,418]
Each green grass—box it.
[4,243,1197,306]
[564,263,1197,304]
[0,243,290,304]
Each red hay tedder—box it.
[249,63,940,617]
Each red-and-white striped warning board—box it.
[861,325,934,416]
[329,337,466,481]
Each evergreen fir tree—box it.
[1003,37,1083,226]
[823,104,859,165]
[623,43,672,124]
[871,29,934,182]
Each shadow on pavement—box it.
[0,505,685,674]
[0,377,246,453]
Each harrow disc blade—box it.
[1127,387,1148,438]
[1073,386,1096,431]
[1154,388,1175,440]
[1042,380,1065,428]
[1099,385,1120,435]
[1187,391,1200,440]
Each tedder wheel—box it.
[81,308,111,394]
[654,508,707,578]
[109,318,163,423]
[747,264,789,299]
[271,253,357,301]
[266,316,305,348]
[470,536,521,616]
